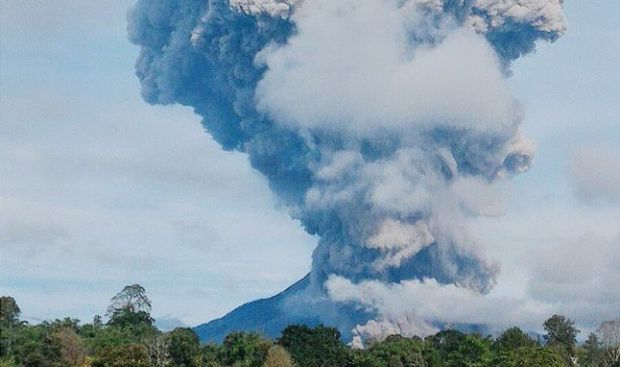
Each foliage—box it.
[91,343,151,367]
[200,343,224,367]
[425,330,492,367]
[4,292,615,367]
[544,315,579,353]
[492,327,536,353]
[579,333,604,367]
[53,327,87,366]
[604,344,620,367]
[278,325,349,367]
[263,345,295,367]
[220,332,271,367]
[168,328,200,367]
[106,284,152,319]
[148,335,172,367]
[362,335,425,367]
[0,297,21,325]
[107,310,155,329]
[509,346,566,367]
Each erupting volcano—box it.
[128,0,566,344]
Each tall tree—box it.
[0,297,22,359]
[105,284,155,331]
[581,333,604,367]
[543,314,579,364]
[0,297,21,325]
[106,284,152,317]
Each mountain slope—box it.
[193,274,372,343]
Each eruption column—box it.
[128,0,566,342]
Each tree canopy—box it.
[106,284,152,318]
[278,325,349,367]
[0,297,21,325]
[2,292,619,367]
[544,314,580,364]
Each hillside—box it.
[193,274,372,343]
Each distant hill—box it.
[193,274,373,343]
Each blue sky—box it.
[1,1,619,333]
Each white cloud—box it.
[0,1,315,326]
[524,233,620,327]
[571,147,620,204]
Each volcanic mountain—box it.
[193,274,373,343]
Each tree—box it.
[493,327,536,353]
[105,285,155,334]
[93,315,103,328]
[53,327,87,367]
[263,345,295,367]
[221,332,271,367]
[0,297,21,325]
[278,325,349,367]
[604,343,620,367]
[91,343,151,367]
[425,330,492,367]
[168,328,200,367]
[107,310,154,329]
[201,343,223,367]
[8,323,62,367]
[543,314,579,361]
[0,296,23,358]
[0,297,22,357]
[509,346,565,367]
[106,284,152,318]
[148,335,171,367]
[364,335,426,367]
[580,333,604,367]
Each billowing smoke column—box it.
[128,0,565,343]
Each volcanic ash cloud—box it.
[128,0,566,342]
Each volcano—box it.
[193,274,372,343]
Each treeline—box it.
[1,285,619,367]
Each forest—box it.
[1,285,618,367]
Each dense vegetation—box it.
[1,286,618,367]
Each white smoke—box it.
[255,0,517,136]
[470,0,566,34]
[367,220,434,270]
[230,0,301,18]
[325,275,555,341]
[231,0,566,37]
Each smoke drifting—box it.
[128,0,565,343]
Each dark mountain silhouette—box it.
[193,274,372,343]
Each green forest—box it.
[1,285,618,367]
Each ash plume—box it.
[128,0,565,342]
